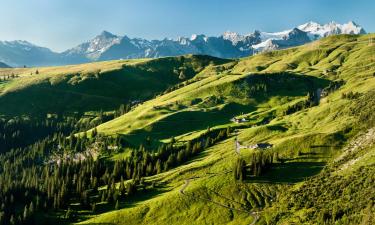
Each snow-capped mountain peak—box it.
[253,28,310,52]
[190,34,208,42]
[298,21,365,38]
[0,40,36,49]
[98,30,118,39]
[340,21,366,35]
[298,21,321,31]
[259,29,293,41]
[64,30,122,60]
[222,31,245,44]
[0,20,367,67]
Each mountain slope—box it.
[0,40,61,67]
[0,34,373,225]
[67,21,366,62]
[77,34,375,225]
[0,55,231,116]
[0,62,11,68]
[298,21,366,39]
[93,34,374,140]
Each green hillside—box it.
[94,34,374,145]
[0,34,374,225]
[0,55,230,116]
[75,34,374,225]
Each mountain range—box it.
[0,61,11,68]
[0,21,366,67]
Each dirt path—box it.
[179,177,260,225]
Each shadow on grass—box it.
[99,185,168,214]
[67,185,169,224]
[248,162,326,184]
[122,103,256,147]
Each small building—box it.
[249,143,273,149]
[107,145,119,150]
[230,117,248,124]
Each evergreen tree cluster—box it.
[233,151,275,181]
[284,91,318,115]
[0,114,232,225]
[0,117,74,154]
[0,74,18,81]
[341,91,361,100]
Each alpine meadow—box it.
[0,1,374,225]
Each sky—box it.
[0,0,374,52]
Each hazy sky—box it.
[0,0,374,52]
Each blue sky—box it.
[0,0,374,52]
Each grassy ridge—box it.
[75,34,375,225]
[0,34,374,225]
[0,55,231,116]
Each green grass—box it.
[75,34,375,225]
[1,34,375,225]
[0,55,231,116]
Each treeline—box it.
[0,110,131,155]
[0,120,232,224]
[341,91,361,99]
[283,91,319,115]
[283,80,344,116]
[233,151,275,181]
[113,103,132,118]
[0,117,74,154]
[322,79,345,97]
[112,127,232,181]
[0,74,19,81]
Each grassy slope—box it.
[77,34,375,225]
[0,55,230,116]
[94,34,373,144]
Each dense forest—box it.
[0,112,236,225]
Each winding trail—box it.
[179,135,263,224]
[179,177,260,225]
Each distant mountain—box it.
[61,31,121,63]
[251,21,366,52]
[0,40,61,67]
[0,21,366,67]
[0,62,11,68]
[298,21,366,40]
[251,28,311,52]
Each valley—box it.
[0,33,374,225]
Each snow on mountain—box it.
[0,40,61,67]
[222,31,246,44]
[340,21,366,35]
[252,39,276,51]
[190,34,208,42]
[252,28,311,52]
[298,21,366,39]
[63,31,121,60]
[252,21,366,52]
[0,21,367,67]
[259,29,293,41]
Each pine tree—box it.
[91,203,96,213]
[10,215,15,225]
[0,212,4,225]
[156,159,162,174]
[29,202,35,220]
[23,205,29,221]
[119,176,125,196]
[65,207,72,219]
